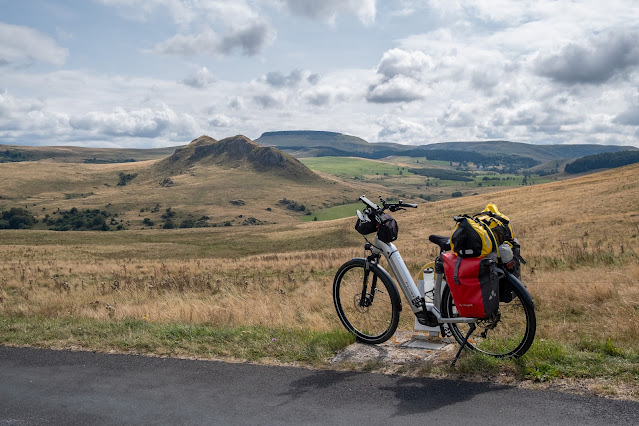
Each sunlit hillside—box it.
[0,135,365,227]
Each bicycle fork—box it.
[359,255,380,308]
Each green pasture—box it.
[302,202,361,222]
[300,157,412,178]
[388,156,451,167]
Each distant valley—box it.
[1,131,638,230]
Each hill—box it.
[0,144,179,163]
[0,135,363,230]
[255,131,404,158]
[422,140,637,163]
[564,150,639,174]
[155,135,318,181]
[254,130,636,164]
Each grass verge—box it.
[1,315,637,399]
[0,315,355,367]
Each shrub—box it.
[0,207,37,229]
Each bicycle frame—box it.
[369,235,476,325]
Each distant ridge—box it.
[255,130,637,163]
[156,134,319,181]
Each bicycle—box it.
[332,195,536,365]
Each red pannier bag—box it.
[442,252,499,318]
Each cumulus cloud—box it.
[69,104,199,139]
[279,0,376,25]
[101,1,276,57]
[614,106,639,126]
[251,94,283,109]
[438,102,476,128]
[376,48,433,79]
[263,69,303,87]
[208,114,233,127]
[535,30,639,85]
[180,67,216,88]
[366,49,432,103]
[0,22,68,66]
[375,115,431,144]
[0,92,70,141]
[151,21,275,57]
[303,89,332,106]
[366,76,427,103]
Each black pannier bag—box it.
[377,213,398,243]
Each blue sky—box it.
[1,0,639,148]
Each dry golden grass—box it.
[0,163,638,351]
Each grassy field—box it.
[300,202,361,222]
[1,160,638,398]
[300,157,412,178]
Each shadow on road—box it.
[381,376,510,417]
[280,368,509,415]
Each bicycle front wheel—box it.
[333,259,400,344]
[442,277,536,358]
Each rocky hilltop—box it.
[156,135,319,181]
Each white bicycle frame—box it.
[369,235,476,325]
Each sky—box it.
[1,0,639,149]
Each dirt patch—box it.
[331,331,457,367]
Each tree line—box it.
[565,150,639,174]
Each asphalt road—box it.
[1,346,637,425]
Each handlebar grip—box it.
[403,203,418,208]
[359,195,380,210]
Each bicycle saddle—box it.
[428,234,451,251]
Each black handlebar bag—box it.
[376,213,398,243]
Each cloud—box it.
[535,30,639,85]
[251,94,283,109]
[366,49,431,103]
[101,1,276,57]
[376,48,433,79]
[0,22,68,66]
[151,21,275,57]
[181,67,216,88]
[263,69,303,87]
[228,97,244,110]
[279,0,376,25]
[375,115,431,144]
[614,106,639,126]
[0,92,70,140]
[438,102,476,128]
[69,104,199,139]
[208,114,233,127]
[303,89,332,106]
[218,21,276,55]
[366,76,427,103]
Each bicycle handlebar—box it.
[358,195,418,213]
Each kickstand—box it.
[451,323,476,367]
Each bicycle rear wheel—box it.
[333,259,400,344]
[442,277,536,358]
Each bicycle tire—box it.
[333,259,401,344]
[442,277,536,358]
